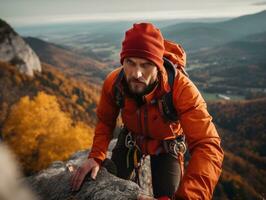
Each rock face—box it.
[0,19,41,76]
[26,140,153,200]
[28,163,140,200]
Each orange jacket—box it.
[89,61,224,199]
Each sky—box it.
[1,0,266,27]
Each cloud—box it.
[252,1,266,6]
[3,11,235,27]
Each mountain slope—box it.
[161,10,266,51]
[190,31,266,62]
[162,26,234,51]
[0,61,99,131]
[208,98,266,199]
[188,31,266,98]
[217,10,266,37]
[24,37,109,85]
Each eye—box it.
[142,63,154,68]
[126,59,134,65]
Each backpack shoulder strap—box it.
[158,57,179,122]
[163,57,177,89]
[113,68,125,108]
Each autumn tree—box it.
[2,91,94,173]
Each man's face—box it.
[123,57,158,95]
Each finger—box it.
[70,168,79,186]
[72,168,85,191]
[91,166,99,180]
[74,165,94,191]
[74,169,88,191]
[71,169,81,190]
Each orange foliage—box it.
[2,92,94,173]
[0,61,100,128]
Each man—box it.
[71,23,224,200]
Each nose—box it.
[132,66,142,79]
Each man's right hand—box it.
[70,158,100,191]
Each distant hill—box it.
[208,98,266,199]
[217,10,266,37]
[163,26,233,52]
[0,61,99,132]
[161,10,266,51]
[24,37,110,85]
[187,31,266,99]
[190,31,266,63]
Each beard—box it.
[127,78,158,96]
[127,78,147,94]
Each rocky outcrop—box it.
[28,162,140,200]
[0,19,41,76]
[26,140,153,200]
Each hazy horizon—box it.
[1,0,266,27]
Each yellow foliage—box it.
[2,91,93,173]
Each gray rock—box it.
[26,139,153,200]
[0,19,41,76]
[28,166,140,200]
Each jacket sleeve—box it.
[88,70,120,162]
[173,73,224,200]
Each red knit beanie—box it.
[120,23,165,70]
